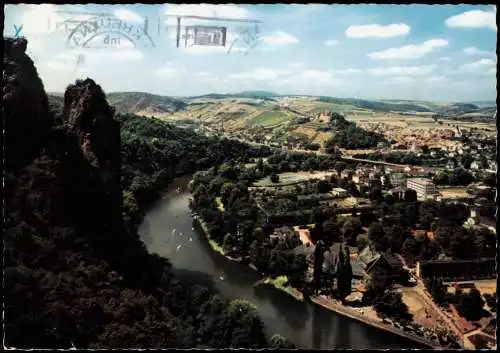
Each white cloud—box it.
[325,39,339,46]
[439,56,451,61]
[40,60,77,72]
[368,39,448,60]
[330,68,364,75]
[345,23,410,38]
[458,58,497,73]
[392,76,414,84]
[229,68,290,80]
[113,8,144,22]
[368,65,436,76]
[295,69,341,85]
[290,62,304,68]
[301,69,329,80]
[425,76,447,83]
[194,72,210,77]
[156,62,186,77]
[261,31,298,46]
[463,46,494,56]
[164,4,252,26]
[445,10,496,30]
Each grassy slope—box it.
[248,110,293,127]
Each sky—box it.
[4,4,498,102]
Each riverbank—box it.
[193,215,437,348]
[310,296,439,349]
[194,217,304,301]
[255,276,304,301]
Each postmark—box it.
[166,14,261,54]
[226,23,261,55]
[182,25,227,47]
[51,11,155,49]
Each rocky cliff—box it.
[62,78,124,232]
[3,38,52,170]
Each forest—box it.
[323,113,386,150]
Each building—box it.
[470,161,480,170]
[407,178,437,200]
[416,258,496,281]
[330,187,348,198]
[389,173,407,188]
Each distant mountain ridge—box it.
[47,91,495,117]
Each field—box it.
[247,110,293,127]
[312,131,333,146]
[292,126,318,139]
[252,170,335,187]
[253,172,311,187]
[439,187,472,200]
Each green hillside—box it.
[107,92,187,115]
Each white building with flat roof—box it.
[407,178,437,200]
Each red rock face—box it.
[62,78,123,224]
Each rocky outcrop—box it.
[62,79,123,224]
[3,37,52,170]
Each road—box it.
[413,281,466,348]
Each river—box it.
[138,175,425,349]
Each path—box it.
[413,281,466,348]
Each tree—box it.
[270,174,280,184]
[256,158,264,172]
[368,222,388,253]
[369,186,383,201]
[249,240,265,272]
[336,244,353,300]
[445,227,478,259]
[401,236,419,264]
[419,200,438,230]
[270,334,295,349]
[322,218,342,243]
[341,217,362,246]
[355,233,369,252]
[373,290,413,323]
[474,227,496,258]
[456,288,486,321]
[438,202,469,227]
[386,225,409,253]
[396,203,415,228]
[316,180,332,194]
[289,254,308,288]
[404,189,418,203]
[313,241,325,293]
[425,277,447,306]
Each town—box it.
[189,110,496,350]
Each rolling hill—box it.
[106,92,188,115]
[46,91,495,150]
